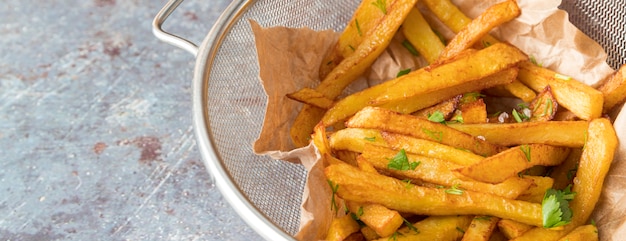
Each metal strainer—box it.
[153,0,626,240]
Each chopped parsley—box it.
[555,73,572,81]
[512,109,530,123]
[456,226,465,234]
[403,218,420,234]
[520,145,531,162]
[355,19,362,36]
[445,183,464,195]
[372,0,387,14]
[364,136,376,142]
[427,111,446,124]
[402,40,419,56]
[530,55,542,67]
[387,149,419,171]
[396,68,411,77]
[542,185,576,228]
[482,40,492,48]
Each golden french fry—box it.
[512,118,618,241]
[597,64,626,113]
[360,226,381,241]
[452,97,488,124]
[378,67,517,115]
[458,144,570,184]
[436,0,521,62]
[325,214,361,241]
[556,224,598,241]
[325,163,543,226]
[360,144,532,199]
[344,107,506,156]
[461,216,500,241]
[498,219,534,239]
[401,7,445,64]
[372,43,527,106]
[291,0,418,147]
[346,201,404,238]
[448,121,589,148]
[517,176,554,204]
[286,87,334,109]
[529,86,559,122]
[517,61,604,120]
[374,215,473,241]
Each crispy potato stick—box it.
[512,118,618,241]
[517,176,554,203]
[344,107,506,156]
[458,144,570,184]
[327,128,388,152]
[325,163,543,226]
[381,132,484,166]
[436,0,521,62]
[356,155,379,174]
[318,0,389,78]
[401,7,445,64]
[484,80,537,103]
[286,87,333,109]
[346,201,404,237]
[529,86,558,122]
[448,121,589,148]
[550,148,582,190]
[361,144,532,199]
[374,215,473,241]
[378,67,517,115]
[372,43,527,105]
[556,224,598,241]
[518,61,604,120]
[498,219,534,239]
[461,216,500,241]
[325,214,361,241]
[452,98,488,124]
[597,64,626,113]
[290,0,417,147]
[321,43,526,126]
[360,226,380,241]
[421,0,499,46]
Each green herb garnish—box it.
[387,149,419,171]
[422,128,443,142]
[542,185,576,228]
[445,183,464,195]
[355,19,362,36]
[555,73,572,81]
[520,144,531,162]
[402,40,419,56]
[372,0,387,14]
[328,180,339,214]
[427,111,446,124]
[396,68,411,77]
[364,136,376,142]
[403,218,420,234]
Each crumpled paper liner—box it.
[250,0,624,240]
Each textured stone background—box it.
[0,0,260,240]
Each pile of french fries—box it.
[286,0,626,240]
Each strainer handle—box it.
[152,0,199,56]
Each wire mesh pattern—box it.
[202,0,624,237]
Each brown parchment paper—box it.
[251,0,625,240]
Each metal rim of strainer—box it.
[154,0,626,240]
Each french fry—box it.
[452,97,488,124]
[371,43,527,106]
[457,144,570,184]
[346,201,404,238]
[344,107,506,156]
[325,214,361,241]
[556,224,598,241]
[320,43,526,126]
[374,215,473,241]
[448,121,589,148]
[401,7,445,64]
[412,95,461,119]
[328,127,487,167]
[484,80,537,103]
[436,0,521,62]
[597,64,626,113]
[325,163,544,227]
[511,118,617,241]
[498,219,533,239]
[290,0,418,147]
[360,144,533,199]
[517,61,604,120]
[286,87,334,109]
[377,67,518,115]
[360,226,381,241]
[462,216,500,241]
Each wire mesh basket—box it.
[154,0,626,240]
